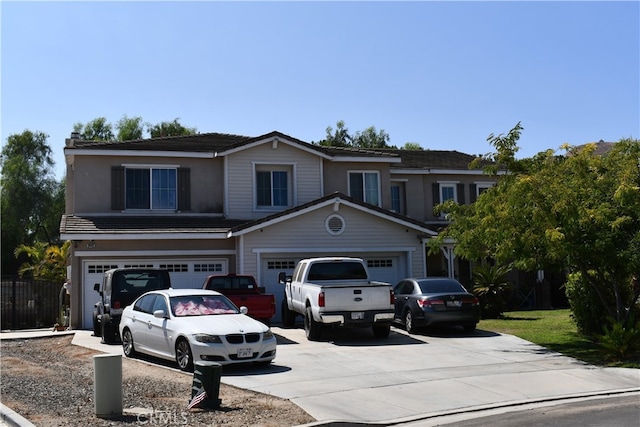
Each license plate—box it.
[237,348,253,358]
[351,312,364,320]
[446,300,462,307]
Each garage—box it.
[80,258,228,329]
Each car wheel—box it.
[463,323,477,332]
[92,309,101,337]
[304,306,322,341]
[404,310,415,334]
[121,328,137,357]
[176,338,194,371]
[372,324,391,338]
[281,299,295,328]
[101,314,115,344]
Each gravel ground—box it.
[1,335,315,426]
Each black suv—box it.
[93,268,171,343]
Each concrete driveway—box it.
[67,324,639,425]
[221,325,639,425]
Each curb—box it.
[0,404,36,427]
[297,388,640,427]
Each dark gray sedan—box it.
[393,278,481,333]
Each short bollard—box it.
[189,361,222,409]
[93,354,123,417]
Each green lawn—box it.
[478,309,639,368]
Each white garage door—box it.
[260,258,299,323]
[364,256,404,287]
[81,259,228,329]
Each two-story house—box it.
[61,131,497,330]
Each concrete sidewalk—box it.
[2,326,639,426]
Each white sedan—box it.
[119,288,277,371]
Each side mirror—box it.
[153,309,167,319]
[278,272,290,284]
[239,306,249,315]
[94,283,100,293]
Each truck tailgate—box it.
[321,283,392,312]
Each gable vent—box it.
[325,214,346,235]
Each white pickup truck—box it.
[278,257,395,340]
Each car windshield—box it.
[170,295,238,317]
[417,280,465,294]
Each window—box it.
[434,182,461,219]
[267,260,297,270]
[476,182,494,197]
[349,171,380,206]
[194,263,223,272]
[125,167,176,210]
[440,183,457,203]
[367,259,393,268]
[390,181,406,214]
[255,165,292,209]
[134,294,157,314]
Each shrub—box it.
[595,314,640,361]
[564,272,608,335]
[472,264,513,319]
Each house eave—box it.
[331,156,401,163]
[391,168,503,175]
[60,232,229,240]
[64,149,215,159]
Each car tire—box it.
[92,309,101,337]
[281,299,296,328]
[404,310,415,334]
[176,338,194,371]
[121,328,137,357]
[304,306,322,341]
[463,323,477,332]
[101,314,115,344]
[372,324,391,338]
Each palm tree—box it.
[472,264,513,319]
[14,241,70,283]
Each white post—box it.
[93,354,123,417]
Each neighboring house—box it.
[61,131,498,329]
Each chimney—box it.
[66,131,81,147]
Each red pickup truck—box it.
[202,274,276,325]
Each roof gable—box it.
[229,192,438,237]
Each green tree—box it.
[319,120,352,147]
[430,123,640,333]
[73,117,115,141]
[352,126,391,149]
[1,130,62,274]
[317,120,394,148]
[148,118,197,138]
[402,142,423,150]
[116,115,145,141]
[14,241,70,283]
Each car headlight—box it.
[193,334,222,343]
[263,329,274,340]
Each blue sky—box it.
[2,1,639,179]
